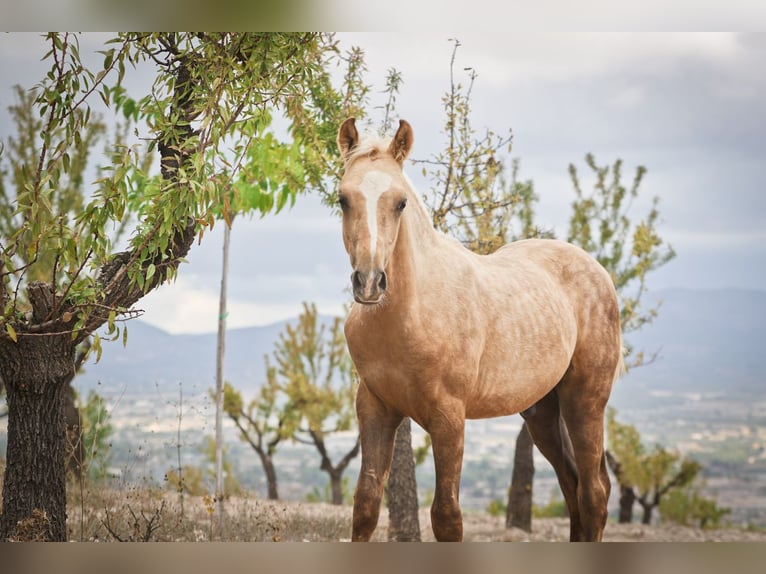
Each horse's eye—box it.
[338,194,349,211]
[396,199,407,212]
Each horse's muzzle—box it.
[351,270,387,304]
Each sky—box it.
[1,32,765,334]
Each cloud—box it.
[140,274,349,335]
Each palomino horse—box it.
[337,118,623,542]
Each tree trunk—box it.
[640,501,653,525]
[618,485,636,523]
[0,334,75,541]
[506,422,534,531]
[258,452,280,500]
[313,431,360,506]
[386,418,421,541]
[329,471,344,506]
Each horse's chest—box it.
[345,315,476,415]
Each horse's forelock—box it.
[344,134,393,165]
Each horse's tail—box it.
[614,334,627,383]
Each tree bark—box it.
[386,418,421,541]
[0,333,75,541]
[506,422,534,532]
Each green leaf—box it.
[6,323,18,343]
[93,333,103,363]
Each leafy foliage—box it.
[659,485,731,529]
[0,32,353,347]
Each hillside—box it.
[77,287,766,399]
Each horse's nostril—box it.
[378,271,387,291]
[351,271,363,291]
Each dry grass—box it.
[65,486,356,542]
[1,465,764,542]
[63,486,766,542]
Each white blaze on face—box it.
[359,170,392,260]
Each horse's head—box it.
[336,118,414,305]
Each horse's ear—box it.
[389,119,414,164]
[337,117,359,161]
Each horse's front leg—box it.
[428,402,466,541]
[352,382,402,541]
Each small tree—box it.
[607,407,702,524]
[568,154,676,365]
[210,43,371,520]
[275,303,359,505]
[222,379,286,500]
[225,303,360,505]
[659,484,730,529]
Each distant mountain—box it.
[77,288,766,402]
[616,288,766,398]
[78,318,292,395]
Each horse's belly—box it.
[465,338,574,419]
[464,373,562,419]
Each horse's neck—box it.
[386,193,441,308]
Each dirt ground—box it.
[279,501,766,542]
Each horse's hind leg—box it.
[557,368,614,542]
[520,389,582,540]
[352,382,403,541]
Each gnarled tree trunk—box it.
[0,333,75,541]
[386,418,421,541]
